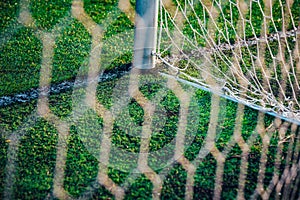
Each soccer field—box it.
[0,0,299,199]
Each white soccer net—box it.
[1,0,299,200]
[157,0,300,124]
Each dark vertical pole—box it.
[133,0,159,69]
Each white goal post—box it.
[133,0,300,124]
[133,0,159,69]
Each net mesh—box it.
[157,0,300,123]
[0,0,300,200]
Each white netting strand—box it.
[157,0,300,123]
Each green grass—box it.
[125,175,153,200]
[14,119,58,199]
[215,0,240,44]
[161,164,187,199]
[0,0,134,96]
[64,125,100,197]
[193,153,217,200]
[1,75,298,199]
[0,0,19,32]
[0,27,42,96]
[30,0,72,30]
[0,0,299,199]
[52,19,91,84]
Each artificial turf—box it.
[0,73,298,199]
[0,0,299,199]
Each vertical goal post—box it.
[133,0,159,69]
